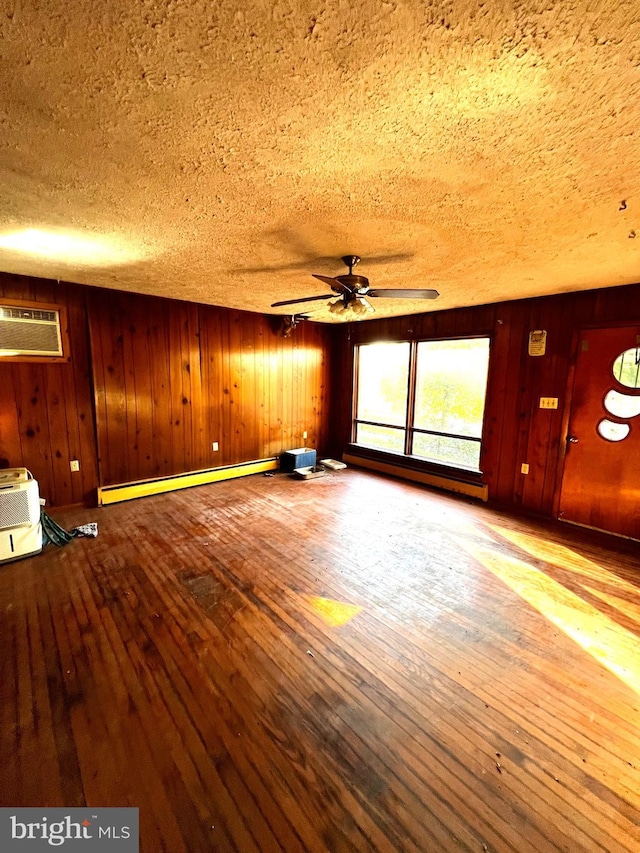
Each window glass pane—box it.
[414,338,490,438]
[413,433,481,469]
[603,389,640,419]
[597,419,630,442]
[612,348,640,389]
[356,423,405,453]
[356,342,410,427]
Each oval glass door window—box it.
[612,348,640,388]
[597,419,630,442]
[603,389,640,419]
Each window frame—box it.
[351,335,491,479]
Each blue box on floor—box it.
[280,447,317,472]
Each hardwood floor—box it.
[1,469,639,852]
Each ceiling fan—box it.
[270,255,439,316]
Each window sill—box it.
[345,444,486,488]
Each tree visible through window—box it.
[354,337,490,471]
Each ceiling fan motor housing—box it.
[334,274,370,295]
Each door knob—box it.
[567,435,579,443]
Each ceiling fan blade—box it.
[270,294,334,307]
[367,288,440,299]
[311,274,340,286]
[312,273,356,295]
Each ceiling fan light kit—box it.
[270,255,439,321]
[328,295,374,319]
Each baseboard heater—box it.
[342,453,488,502]
[98,458,278,506]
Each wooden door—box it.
[559,325,640,540]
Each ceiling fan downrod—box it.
[342,255,361,275]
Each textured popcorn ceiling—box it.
[1,0,639,322]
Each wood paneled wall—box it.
[3,267,640,520]
[87,289,333,486]
[1,274,333,504]
[330,281,640,517]
[0,275,98,507]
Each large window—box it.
[353,337,490,471]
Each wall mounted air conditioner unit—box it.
[0,469,43,564]
[0,304,63,357]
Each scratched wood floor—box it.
[1,469,639,852]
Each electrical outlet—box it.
[70,460,80,472]
[212,441,219,452]
[521,463,530,474]
[303,431,307,440]
[539,397,558,409]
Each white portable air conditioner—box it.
[0,469,43,564]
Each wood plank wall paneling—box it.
[3,268,640,521]
[86,290,333,487]
[0,275,98,507]
[0,273,333,504]
[330,280,640,518]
